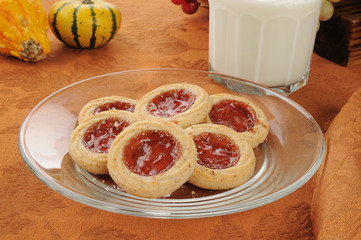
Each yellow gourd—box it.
[48,0,121,49]
[0,0,50,62]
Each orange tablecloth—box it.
[1,1,361,239]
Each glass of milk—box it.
[208,0,322,95]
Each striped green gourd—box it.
[48,0,121,48]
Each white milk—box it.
[208,0,322,88]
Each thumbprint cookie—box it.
[77,96,136,123]
[186,124,255,190]
[206,93,269,148]
[69,110,135,174]
[107,119,197,198]
[134,83,210,128]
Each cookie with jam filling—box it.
[78,96,136,123]
[134,83,210,128]
[107,119,197,198]
[69,110,135,174]
[186,124,255,190]
[206,93,269,148]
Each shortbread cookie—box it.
[186,124,255,190]
[107,119,197,198]
[78,96,136,123]
[206,93,269,148]
[69,110,135,174]
[134,83,210,128]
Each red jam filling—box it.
[83,118,130,154]
[93,101,135,114]
[123,130,180,176]
[147,89,196,118]
[209,99,256,133]
[193,132,240,169]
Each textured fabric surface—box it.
[312,88,361,240]
[1,0,361,239]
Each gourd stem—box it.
[81,0,94,4]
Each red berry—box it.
[181,0,199,14]
[171,0,186,5]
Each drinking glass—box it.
[208,0,322,95]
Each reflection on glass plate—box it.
[18,68,325,219]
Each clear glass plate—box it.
[18,68,325,219]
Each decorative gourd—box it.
[0,0,50,62]
[48,0,121,49]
